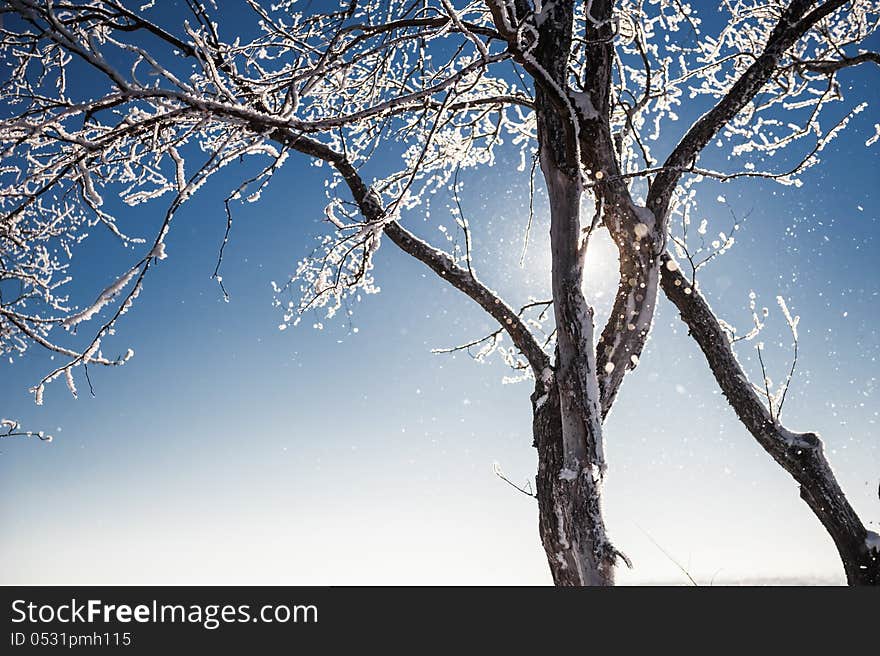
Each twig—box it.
[634,522,699,586]
[492,462,536,499]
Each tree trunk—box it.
[527,0,620,584]
[532,382,617,586]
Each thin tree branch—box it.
[274,130,550,377]
[647,0,851,219]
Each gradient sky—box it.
[1,2,878,585]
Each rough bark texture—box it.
[661,253,880,585]
[532,381,616,586]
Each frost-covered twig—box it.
[1,418,52,442]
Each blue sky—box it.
[1,2,878,585]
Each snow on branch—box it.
[1,418,53,442]
[2,0,878,410]
[1,0,536,399]
[645,0,876,218]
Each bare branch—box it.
[795,50,880,73]
[660,252,879,585]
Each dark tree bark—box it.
[532,381,618,586]
[661,254,880,585]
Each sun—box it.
[518,220,620,304]
[582,227,621,301]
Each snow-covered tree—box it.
[1,0,878,585]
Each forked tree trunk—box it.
[533,78,618,583]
